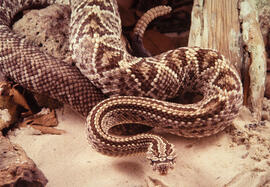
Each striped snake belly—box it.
[0,0,243,175]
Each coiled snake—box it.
[0,0,243,174]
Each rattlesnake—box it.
[0,0,243,175]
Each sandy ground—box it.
[8,105,270,187]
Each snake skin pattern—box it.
[0,0,106,117]
[0,0,243,175]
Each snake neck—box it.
[69,0,242,104]
[69,0,184,100]
[86,96,177,175]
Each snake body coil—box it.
[0,0,243,174]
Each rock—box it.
[0,135,48,186]
[13,4,71,59]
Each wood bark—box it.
[266,74,270,98]
[240,0,266,122]
[189,0,266,122]
[258,3,270,98]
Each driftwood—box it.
[0,134,48,186]
[266,74,270,98]
[240,0,267,122]
[189,0,267,122]
[259,4,270,98]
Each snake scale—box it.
[0,0,243,174]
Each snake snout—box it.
[151,160,175,175]
[149,156,176,175]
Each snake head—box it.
[149,157,176,175]
[147,143,176,175]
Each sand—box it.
[7,104,270,187]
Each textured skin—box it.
[133,5,172,41]
[0,0,243,175]
[0,0,105,116]
[131,5,172,57]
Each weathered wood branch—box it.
[189,0,242,70]
[240,0,266,122]
[189,0,267,122]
